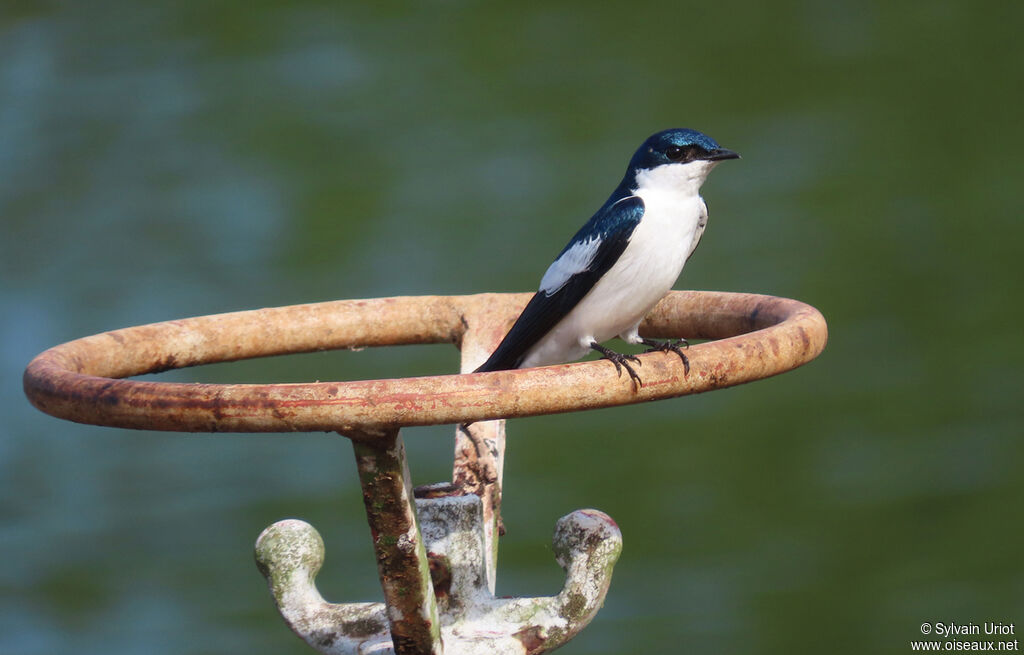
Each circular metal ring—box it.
[24,291,827,434]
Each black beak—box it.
[704,148,740,161]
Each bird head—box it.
[626,128,739,191]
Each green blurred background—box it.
[3,2,1022,653]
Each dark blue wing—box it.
[475,195,645,372]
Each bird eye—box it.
[666,145,705,162]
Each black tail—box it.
[474,341,525,373]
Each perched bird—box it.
[475,128,739,388]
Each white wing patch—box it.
[539,236,602,295]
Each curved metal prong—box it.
[439,508,623,653]
[255,520,391,654]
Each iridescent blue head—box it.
[627,128,740,171]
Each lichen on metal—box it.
[255,519,391,654]
[23,290,828,655]
[351,430,442,655]
[255,502,622,655]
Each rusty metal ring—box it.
[23,291,827,435]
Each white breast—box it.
[577,186,704,335]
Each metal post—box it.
[351,429,443,654]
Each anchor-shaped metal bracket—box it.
[23,291,827,655]
[254,306,625,654]
[255,498,621,655]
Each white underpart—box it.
[520,159,719,368]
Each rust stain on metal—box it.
[514,626,547,655]
[24,291,827,436]
[797,324,812,355]
[352,431,443,654]
[426,552,452,599]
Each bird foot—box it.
[639,338,690,376]
[590,342,643,390]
